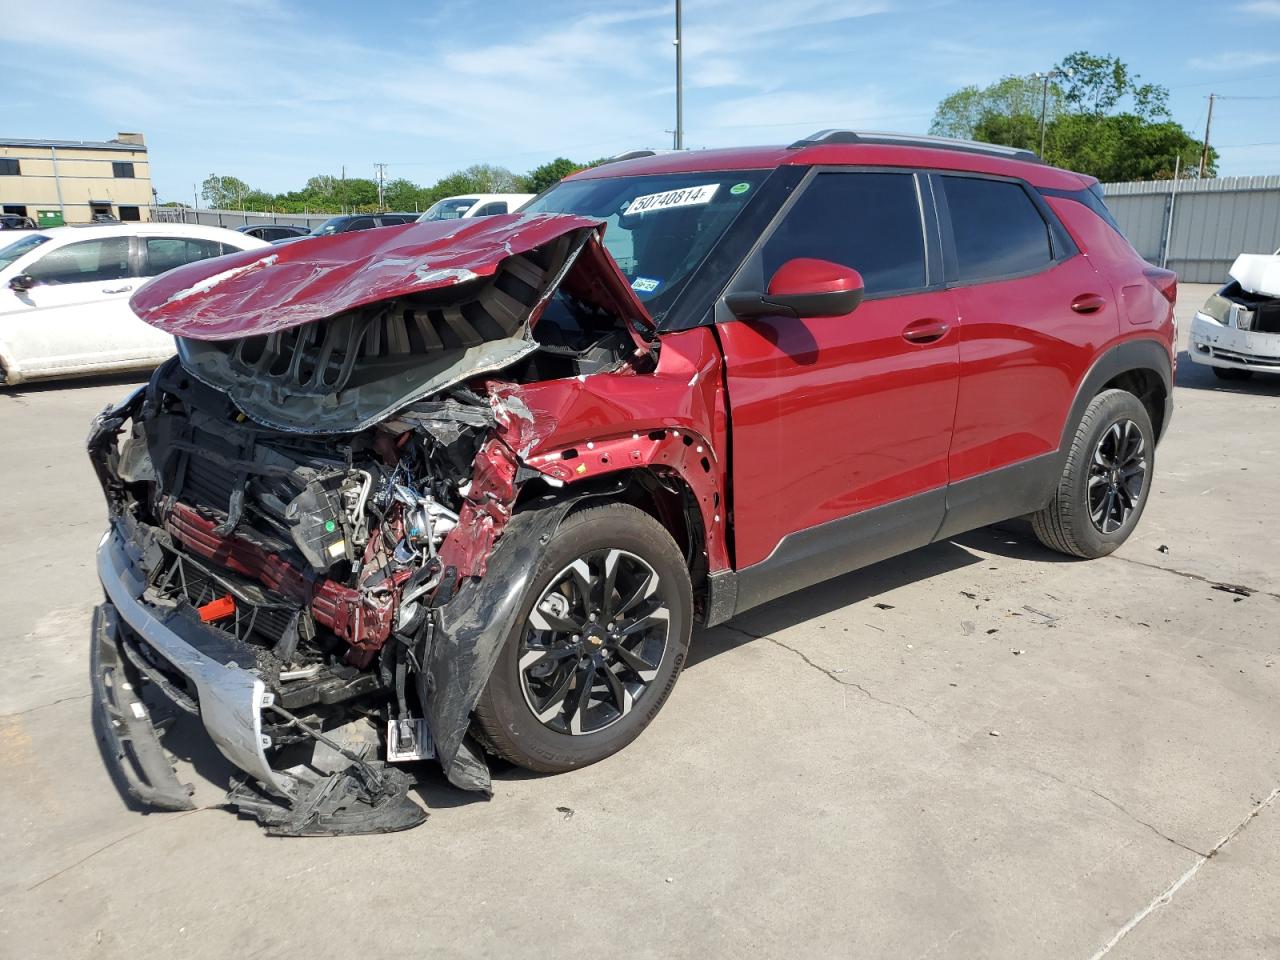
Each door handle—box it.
[902,319,949,344]
[102,284,134,294]
[1071,293,1106,314]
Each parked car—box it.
[0,223,269,385]
[235,223,311,242]
[1187,247,1280,380]
[416,193,534,222]
[277,213,419,244]
[0,214,37,230]
[89,131,1174,835]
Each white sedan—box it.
[0,223,269,386]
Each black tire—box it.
[1212,366,1254,381]
[1031,389,1154,559]
[473,503,693,774]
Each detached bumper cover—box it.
[1188,313,1280,370]
[94,522,296,800]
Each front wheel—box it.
[1031,389,1154,559]
[473,503,693,773]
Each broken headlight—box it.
[1198,292,1234,327]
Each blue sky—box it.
[7,0,1280,201]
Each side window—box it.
[472,202,507,217]
[762,172,926,296]
[942,176,1053,283]
[347,217,376,231]
[26,238,131,285]
[144,237,227,275]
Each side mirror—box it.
[725,258,865,320]
[9,274,35,292]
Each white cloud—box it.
[1235,0,1280,16]
[1188,51,1280,70]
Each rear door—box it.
[2,236,140,376]
[716,169,960,581]
[936,174,1115,510]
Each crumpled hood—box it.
[1229,253,1280,299]
[130,213,653,339]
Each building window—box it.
[112,161,135,178]
[0,158,20,175]
[118,206,141,222]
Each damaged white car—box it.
[1188,249,1280,380]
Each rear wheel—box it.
[1031,389,1154,559]
[1212,366,1254,381]
[474,504,692,773]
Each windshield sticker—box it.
[631,276,661,293]
[625,184,719,215]
[730,182,751,196]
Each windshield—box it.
[309,217,346,237]
[522,171,768,319]
[0,234,51,270]
[418,198,478,222]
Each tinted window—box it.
[472,202,507,217]
[943,176,1052,283]
[347,217,376,231]
[27,238,131,284]
[144,237,227,275]
[762,172,926,296]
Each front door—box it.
[716,169,960,596]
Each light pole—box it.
[1032,68,1072,157]
[673,0,683,150]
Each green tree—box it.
[1046,114,1215,180]
[458,163,522,193]
[201,174,251,208]
[525,157,581,193]
[930,75,1062,141]
[1057,51,1168,119]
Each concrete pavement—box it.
[1,283,1276,958]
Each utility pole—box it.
[674,0,683,150]
[1033,68,1072,158]
[1199,94,1216,178]
[341,165,347,214]
[374,163,388,211]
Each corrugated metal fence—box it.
[1101,175,1280,283]
[149,206,332,230]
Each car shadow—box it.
[1,370,151,398]
[1174,350,1280,395]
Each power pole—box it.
[674,0,683,150]
[374,162,388,211]
[1199,94,1216,178]
[1033,68,1072,158]
[341,165,347,214]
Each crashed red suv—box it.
[89,131,1175,834]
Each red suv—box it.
[89,131,1175,834]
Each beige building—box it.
[0,132,153,226]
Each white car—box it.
[415,193,534,222]
[1188,247,1280,381]
[0,223,269,386]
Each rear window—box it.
[942,176,1053,283]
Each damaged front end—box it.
[1189,252,1280,373]
[88,215,664,835]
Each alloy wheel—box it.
[1088,418,1147,534]
[518,549,671,736]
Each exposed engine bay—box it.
[87,216,681,835]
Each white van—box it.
[416,193,535,222]
[0,223,268,386]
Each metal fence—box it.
[1101,175,1280,283]
[149,206,332,230]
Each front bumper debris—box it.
[1188,312,1280,371]
[92,522,426,835]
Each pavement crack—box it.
[0,693,91,719]
[725,625,929,725]
[1085,786,1280,959]
[26,807,209,892]
[1106,555,1280,601]
[1028,765,1208,856]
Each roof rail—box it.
[602,149,662,164]
[787,130,1044,164]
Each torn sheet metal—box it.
[1229,253,1280,299]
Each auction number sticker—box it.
[626,184,719,215]
[631,276,661,293]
